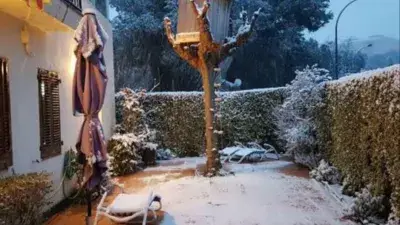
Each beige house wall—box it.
[0,0,115,207]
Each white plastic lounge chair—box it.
[94,185,162,225]
[227,143,280,163]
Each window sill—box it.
[40,144,63,160]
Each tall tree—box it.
[111,0,201,92]
[164,0,260,176]
[227,0,333,88]
[111,0,334,92]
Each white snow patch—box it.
[138,160,354,225]
[226,160,292,173]
[145,157,205,172]
[139,173,183,184]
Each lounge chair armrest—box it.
[97,191,108,210]
[94,191,109,225]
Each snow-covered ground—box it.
[138,160,354,225]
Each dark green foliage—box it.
[63,148,80,180]
[141,93,207,157]
[111,0,334,91]
[110,0,201,92]
[227,0,333,88]
[117,88,286,156]
[220,89,286,152]
[319,66,400,218]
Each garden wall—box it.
[322,65,400,215]
[116,88,286,157]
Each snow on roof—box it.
[329,64,400,86]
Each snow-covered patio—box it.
[47,158,354,225]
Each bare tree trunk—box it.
[164,3,261,177]
[200,61,220,176]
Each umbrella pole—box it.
[86,190,92,225]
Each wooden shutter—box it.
[37,68,62,159]
[0,57,12,170]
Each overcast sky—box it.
[110,0,400,42]
[306,0,400,42]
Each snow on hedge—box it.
[321,64,400,223]
[330,64,399,86]
[116,87,286,156]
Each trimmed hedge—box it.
[219,89,286,150]
[116,88,286,157]
[0,172,52,225]
[322,65,400,217]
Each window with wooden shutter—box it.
[0,57,12,170]
[37,68,62,159]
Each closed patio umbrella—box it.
[72,8,109,222]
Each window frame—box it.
[37,68,63,160]
[0,57,12,170]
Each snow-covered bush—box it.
[275,65,331,168]
[108,133,143,176]
[348,185,388,224]
[310,159,342,184]
[342,176,360,196]
[108,130,158,177]
[120,88,148,134]
[388,189,400,224]
[156,149,176,160]
[112,88,158,172]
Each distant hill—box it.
[352,35,399,56]
[351,35,399,69]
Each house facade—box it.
[0,0,115,206]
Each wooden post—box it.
[200,60,221,175]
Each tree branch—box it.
[164,17,176,47]
[200,0,210,18]
[240,7,248,24]
[190,0,209,18]
[220,8,261,59]
[164,17,200,68]
[190,0,200,17]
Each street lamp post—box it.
[352,43,372,73]
[356,43,373,55]
[335,0,360,79]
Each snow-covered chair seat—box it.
[226,143,280,163]
[219,146,241,162]
[94,187,162,225]
[109,193,161,213]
